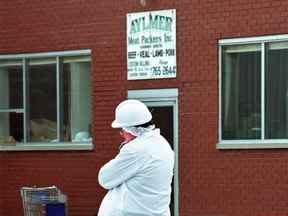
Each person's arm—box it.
[98,147,146,190]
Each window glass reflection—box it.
[222,45,261,139]
[62,61,92,142]
[28,60,57,142]
[0,61,23,109]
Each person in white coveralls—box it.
[98,99,175,216]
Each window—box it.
[219,35,288,149]
[0,50,92,150]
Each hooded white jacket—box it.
[98,128,174,216]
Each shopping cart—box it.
[20,186,67,216]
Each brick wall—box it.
[1,0,288,215]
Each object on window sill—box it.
[30,118,57,141]
[0,136,17,145]
[72,131,92,142]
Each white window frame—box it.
[218,34,288,149]
[128,88,179,216]
[0,49,93,151]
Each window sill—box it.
[217,140,288,149]
[0,142,94,151]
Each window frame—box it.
[0,49,93,151]
[218,34,288,149]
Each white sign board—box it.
[127,9,176,80]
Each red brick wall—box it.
[1,0,288,216]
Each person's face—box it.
[119,129,136,142]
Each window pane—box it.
[62,61,92,142]
[0,112,23,144]
[28,60,57,142]
[222,44,261,139]
[266,42,288,138]
[0,60,23,109]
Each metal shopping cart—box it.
[20,186,67,216]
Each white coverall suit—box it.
[98,128,175,216]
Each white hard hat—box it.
[111,99,152,128]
